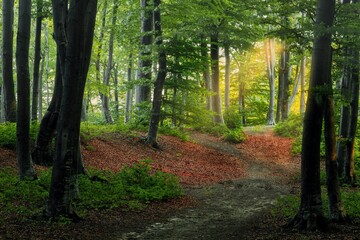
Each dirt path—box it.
[119,130,299,240]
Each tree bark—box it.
[102,0,118,124]
[224,43,231,110]
[32,0,43,121]
[16,0,36,180]
[2,0,17,122]
[125,54,133,123]
[287,0,335,230]
[265,39,276,125]
[135,0,153,104]
[201,37,212,111]
[47,0,97,220]
[324,95,348,221]
[146,0,167,148]
[210,32,224,124]
[300,57,306,114]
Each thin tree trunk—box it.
[146,0,167,148]
[102,1,118,124]
[265,39,276,125]
[32,0,43,121]
[324,90,347,221]
[2,0,17,122]
[16,0,36,180]
[135,0,153,104]
[210,32,224,124]
[288,62,300,113]
[125,54,133,123]
[344,48,359,184]
[300,57,306,114]
[224,43,231,110]
[201,37,212,111]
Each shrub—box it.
[224,127,247,143]
[223,106,244,129]
[274,114,303,138]
[159,126,189,141]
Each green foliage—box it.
[0,122,40,149]
[274,114,304,138]
[195,123,229,137]
[119,159,183,202]
[223,106,244,130]
[272,195,300,218]
[0,160,183,223]
[80,121,118,142]
[158,125,189,141]
[224,127,247,143]
[0,168,51,223]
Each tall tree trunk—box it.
[2,0,17,122]
[125,54,133,123]
[337,0,358,183]
[102,1,118,124]
[210,32,224,124]
[146,0,167,148]
[47,0,97,220]
[287,0,335,230]
[265,39,276,125]
[344,48,359,184]
[39,50,45,121]
[16,0,36,180]
[224,43,231,110]
[32,0,68,166]
[1,85,5,123]
[279,44,291,121]
[32,0,43,121]
[201,37,212,111]
[135,0,153,104]
[300,57,306,114]
[324,95,348,221]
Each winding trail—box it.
[120,128,300,240]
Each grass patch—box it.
[0,159,183,224]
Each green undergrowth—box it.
[272,169,360,220]
[0,122,40,149]
[0,159,183,224]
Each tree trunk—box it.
[2,0,17,122]
[287,0,335,230]
[224,43,231,110]
[16,0,36,180]
[32,0,68,166]
[102,1,118,124]
[324,95,348,221]
[125,54,133,123]
[201,37,212,111]
[300,57,306,114]
[32,0,43,121]
[47,0,97,220]
[210,32,224,124]
[288,62,300,113]
[135,0,153,104]
[265,39,276,125]
[239,80,246,125]
[280,44,291,121]
[146,0,167,148]
[344,48,359,184]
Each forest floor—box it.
[1,126,360,239]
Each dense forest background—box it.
[0,0,360,234]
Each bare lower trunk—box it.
[210,32,224,124]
